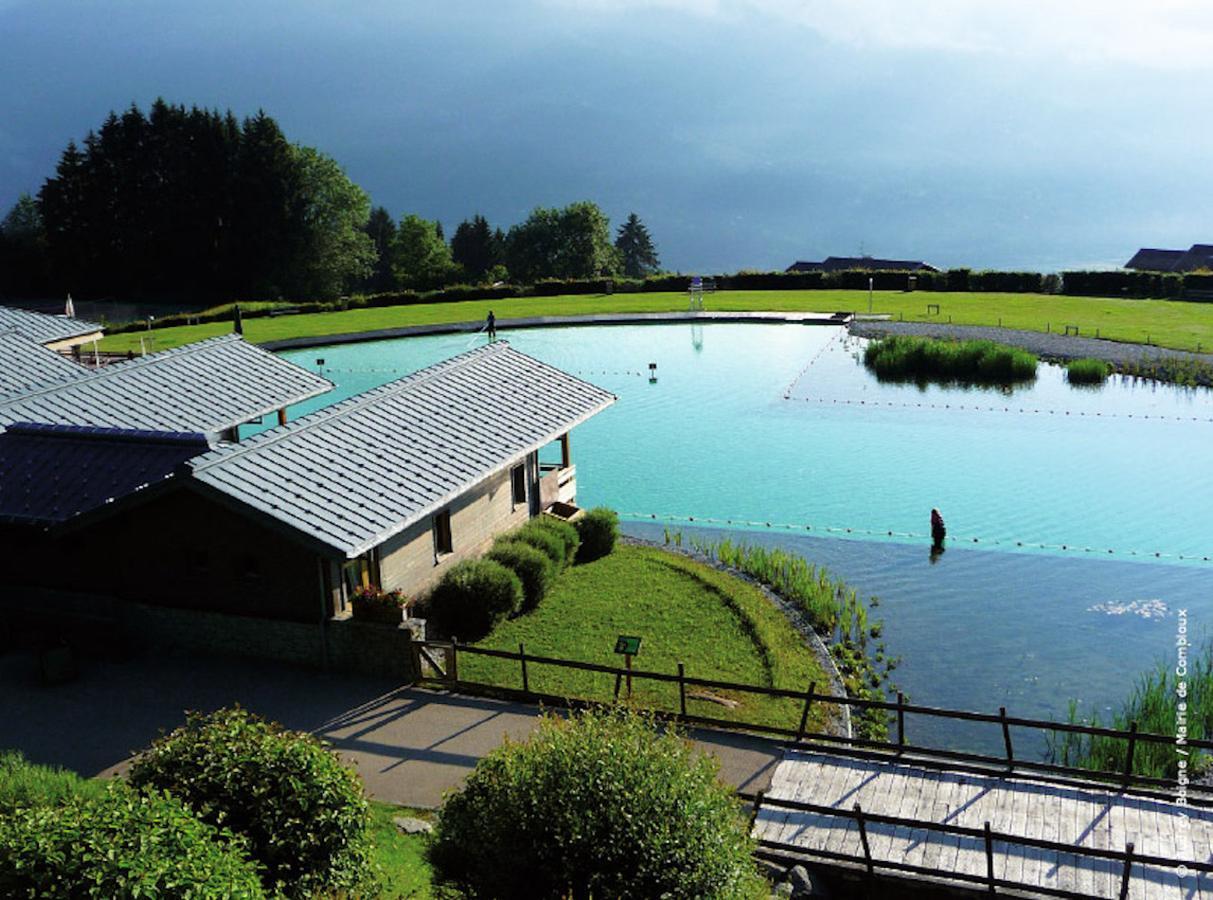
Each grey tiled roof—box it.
[189,342,616,558]
[1124,248,1186,271]
[0,305,103,344]
[0,423,209,525]
[0,334,333,437]
[0,330,89,398]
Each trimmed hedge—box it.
[128,707,373,898]
[487,540,554,611]
[531,515,581,563]
[0,781,264,898]
[428,558,523,640]
[575,507,619,562]
[429,708,762,899]
[512,522,567,571]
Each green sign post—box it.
[614,635,642,697]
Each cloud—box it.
[552,0,1213,68]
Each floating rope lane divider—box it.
[621,512,1211,563]
[784,395,1213,425]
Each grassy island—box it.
[862,334,1038,385]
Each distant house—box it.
[0,305,104,351]
[787,256,938,273]
[1125,243,1213,272]
[1,343,615,626]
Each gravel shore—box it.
[848,320,1213,368]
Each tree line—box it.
[0,100,661,303]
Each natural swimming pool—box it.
[276,323,1213,754]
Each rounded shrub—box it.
[575,506,619,561]
[486,540,554,611]
[429,708,762,899]
[127,706,372,898]
[0,781,264,898]
[531,515,581,562]
[512,522,566,570]
[427,558,523,640]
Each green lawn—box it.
[459,543,833,735]
[98,288,1213,354]
[369,802,436,898]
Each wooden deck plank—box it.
[761,749,1213,898]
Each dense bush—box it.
[429,708,762,899]
[128,706,372,898]
[531,515,581,562]
[0,749,105,813]
[0,781,264,898]
[863,335,1038,385]
[1066,358,1110,384]
[512,521,567,570]
[576,507,620,561]
[1061,270,1185,299]
[427,558,523,640]
[486,540,554,611]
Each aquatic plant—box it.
[1116,356,1213,388]
[1065,357,1110,384]
[1048,641,1211,780]
[863,335,1038,386]
[688,536,896,740]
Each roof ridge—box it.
[0,333,242,409]
[189,341,511,473]
[6,421,211,446]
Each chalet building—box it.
[0,333,332,441]
[0,305,104,351]
[1,342,615,630]
[787,256,938,273]
[1125,244,1213,273]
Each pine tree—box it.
[450,214,502,281]
[614,213,660,278]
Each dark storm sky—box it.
[1,0,1209,273]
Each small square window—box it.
[511,463,527,505]
[434,509,453,556]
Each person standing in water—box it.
[486,310,497,340]
[930,508,946,550]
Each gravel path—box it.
[849,320,1213,368]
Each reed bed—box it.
[1048,642,1212,780]
[1065,357,1110,384]
[863,335,1038,385]
[685,535,897,739]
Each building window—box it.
[434,509,453,556]
[341,551,379,598]
[511,463,527,505]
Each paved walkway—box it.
[0,650,782,808]
[754,749,1213,899]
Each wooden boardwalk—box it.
[753,750,1213,899]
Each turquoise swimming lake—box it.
[276,323,1213,753]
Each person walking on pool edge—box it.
[930,508,946,551]
[486,310,496,340]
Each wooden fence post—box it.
[1119,842,1135,900]
[519,643,529,694]
[613,672,623,700]
[449,638,459,683]
[678,663,687,717]
[896,692,906,753]
[984,822,996,894]
[1122,722,1138,787]
[796,682,817,742]
[999,706,1013,767]
[854,803,875,877]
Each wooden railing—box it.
[742,791,1212,900]
[412,639,1213,801]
